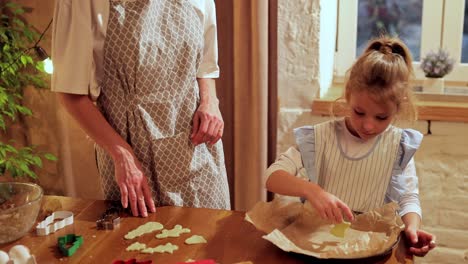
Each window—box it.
[461,0,468,63]
[335,0,468,83]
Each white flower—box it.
[420,49,455,78]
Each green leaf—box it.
[5,2,20,10]
[44,153,57,161]
[12,7,25,15]
[20,55,28,65]
[13,18,25,28]
[35,61,45,72]
[16,105,32,116]
[4,144,17,153]
[32,156,42,167]
[19,162,29,172]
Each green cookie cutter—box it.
[58,234,83,256]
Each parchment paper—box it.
[245,198,403,259]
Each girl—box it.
[265,36,435,257]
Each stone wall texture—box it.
[278,1,468,263]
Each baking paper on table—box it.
[245,198,403,259]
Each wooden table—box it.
[0,196,413,264]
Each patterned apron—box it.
[95,0,231,210]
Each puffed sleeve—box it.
[294,126,318,183]
[264,146,307,184]
[395,129,423,170]
[51,0,93,95]
[386,129,423,218]
[196,0,220,78]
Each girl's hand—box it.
[191,100,224,146]
[404,227,436,256]
[113,147,156,217]
[306,186,354,223]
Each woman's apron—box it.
[95,0,230,209]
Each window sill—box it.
[313,85,468,123]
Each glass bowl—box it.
[0,182,43,244]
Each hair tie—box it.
[380,44,392,54]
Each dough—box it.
[156,224,190,238]
[185,235,207,245]
[141,243,178,254]
[330,222,351,238]
[124,222,164,239]
[126,242,147,251]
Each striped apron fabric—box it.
[314,121,402,212]
[95,0,230,209]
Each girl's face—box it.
[345,91,397,141]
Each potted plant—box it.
[0,1,57,243]
[0,1,56,180]
[420,48,455,94]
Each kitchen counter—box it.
[0,196,413,264]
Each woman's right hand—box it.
[305,185,354,223]
[56,93,156,217]
[112,146,156,217]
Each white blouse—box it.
[51,0,220,99]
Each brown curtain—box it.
[217,0,273,211]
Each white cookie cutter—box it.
[36,211,74,236]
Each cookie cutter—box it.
[36,211,74,236]
[96,207,122,230]
[58,234,83,257]
[112,259,152,264]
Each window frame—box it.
[335,0,468,83]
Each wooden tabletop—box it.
[0,196,413,264]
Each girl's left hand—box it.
[404,227,436,257]
[191,101,224,146]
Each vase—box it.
[423,77,445,94]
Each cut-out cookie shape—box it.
[156,225,190,239]
[126,242,147,252]
[185,235,207,245]
[141,243,178,254]
[36,211,74,236]
[124,222,163,239]
[330,221,351,238]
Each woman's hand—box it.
[305,186,354,223]
[191,99,224,146]
[404,227,436,256]
[113,146,156,217]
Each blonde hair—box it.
[338,36,417,121]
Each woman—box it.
[52,0,230,217]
